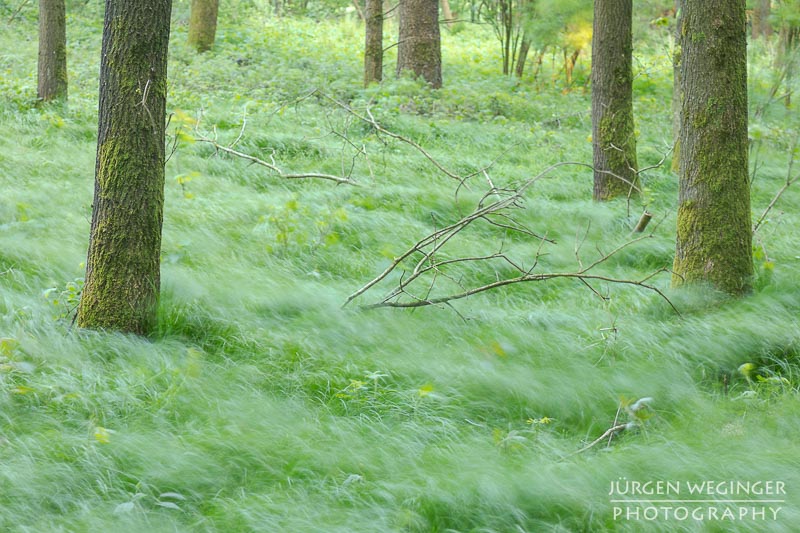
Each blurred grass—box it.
[1,2,800,531]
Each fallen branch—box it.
[344,160,678,314]
[566,423,630,458]
[195,136,358,185]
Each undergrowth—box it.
[0,3,799,531]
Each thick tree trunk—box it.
[188,0,218,52]
[751,0,772,40]
[77,0,173,335]
[397,0,442,88]
[364,0,383,85]
[37,0,67,102]
[673,0,752,295]
[591,0,638,201]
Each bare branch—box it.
[194,136,358,185]
[344,158,678,314]
[753,132,799,233]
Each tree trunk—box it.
[37,0,67,102]
[77,0,173,335]
[591,0,638,201]
[673,0,752,295]
[777,20,799,107]
[364,0,383,85]
[188,0,218,52]
[671,0,683,173]
[441,0,454,30]
[514,34,531,78]
[397,0,442,88]
[751,0,772,40]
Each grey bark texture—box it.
[397,0,442,88]
[37,0,68,102]
[364,0,383,85]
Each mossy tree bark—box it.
[364,0,383,86]
[591,0,638,201]
[188,0,218,52]
[397,0,442,88]
[77,0,173,335]
[37,0,67,102]
[673,0,752,295]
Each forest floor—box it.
[1,4,799,532]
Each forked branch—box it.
[344,162,678,314]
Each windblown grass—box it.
[1,3,799,531]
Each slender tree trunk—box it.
[671,0,683,173]
[515,34,531,78]
[778,21,799,107]
[751,0,772,40]
[591,0,638,201]
[77,0,173,335]
[673,0,752,295]
[364,0,383,85]
[441,0,454,29]
[37,0,67,102]
[397,0,442,88]
[501,0,511,75]
[188,0,218,52]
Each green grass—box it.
[2,3,800,531]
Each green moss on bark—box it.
[673,0,752,296]
[77,0,172,336]
[591,0,638,201]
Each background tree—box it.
[673,0,752,295]
[671,0,682,173]
[479,0,530,75]
[364,0,382,85]
[188,0,219,52]
[751,0,772,39]
[774,0,799,106]
[397,0,442,88]
[77,0,173,335]
[37,0,67,102]
[529,0,592,86]
[591,0,638,201]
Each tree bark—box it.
[514,34,531,78]
[591,0,638,201]
[37,0,67,102]
[777,17,799,107]
[673,0,752,295]
[671,0,683,173]
[364,0,383,85]
[441,0,454,30]
[77,0,173,335]
[751,0,772,40]
[397,0,442,88]
[188,0,218,52]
